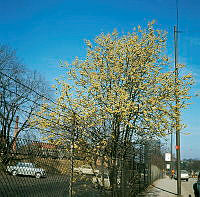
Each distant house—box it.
[19,142,69,159]
[31,142,57,150]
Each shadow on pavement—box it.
[146,185,178,196]
[137,184,178,197]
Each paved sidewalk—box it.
[138,176,195,197]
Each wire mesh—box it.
[0,136,164,197]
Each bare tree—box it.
[0,45,49,164]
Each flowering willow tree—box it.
[31,22,193,194]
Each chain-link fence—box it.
[0,136,165,197]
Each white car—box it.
[92,173,120,189]
[7,162,46,179]
[74,165,99,175]
[174,170,189,181]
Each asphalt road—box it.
[0,174,69,197]
[182,177,197,197]
[0,173,106,197]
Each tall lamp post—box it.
[174,25,181,196]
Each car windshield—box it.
[181,170,188,174]
[17,162,35,168]
[16,162,25,167]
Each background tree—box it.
[0,44,49,164]
[181,159,200,174]
[32,22,193,196]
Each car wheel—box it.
[35,172,41,179]
[94,183,98,188]
[186,179,188,182]
[12,170,17,176]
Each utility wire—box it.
[1,97,104,142]
[0,98,64,129]
[0,71,56,105]
[0,69,137,143]
[0,72,107,141]
[0,84,71,121]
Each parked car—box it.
[92,173,120,189]
[6,162,46,178]
[174,170,189,181]
[74,165,99,175]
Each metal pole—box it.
[69,113,75,197]
[170,132,173,177]
[174,25,181,196]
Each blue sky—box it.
[1,0,200,159]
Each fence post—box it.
[69,113,76,197]
[147,145,152,186]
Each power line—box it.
[0,70,95,125]
[0,98,65,130]
[1,97,104,142]
[1,68,135,143]
[0,71,56,105]
[0,71,108,141]
[1,87,102,141]
[0,84,70,121]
